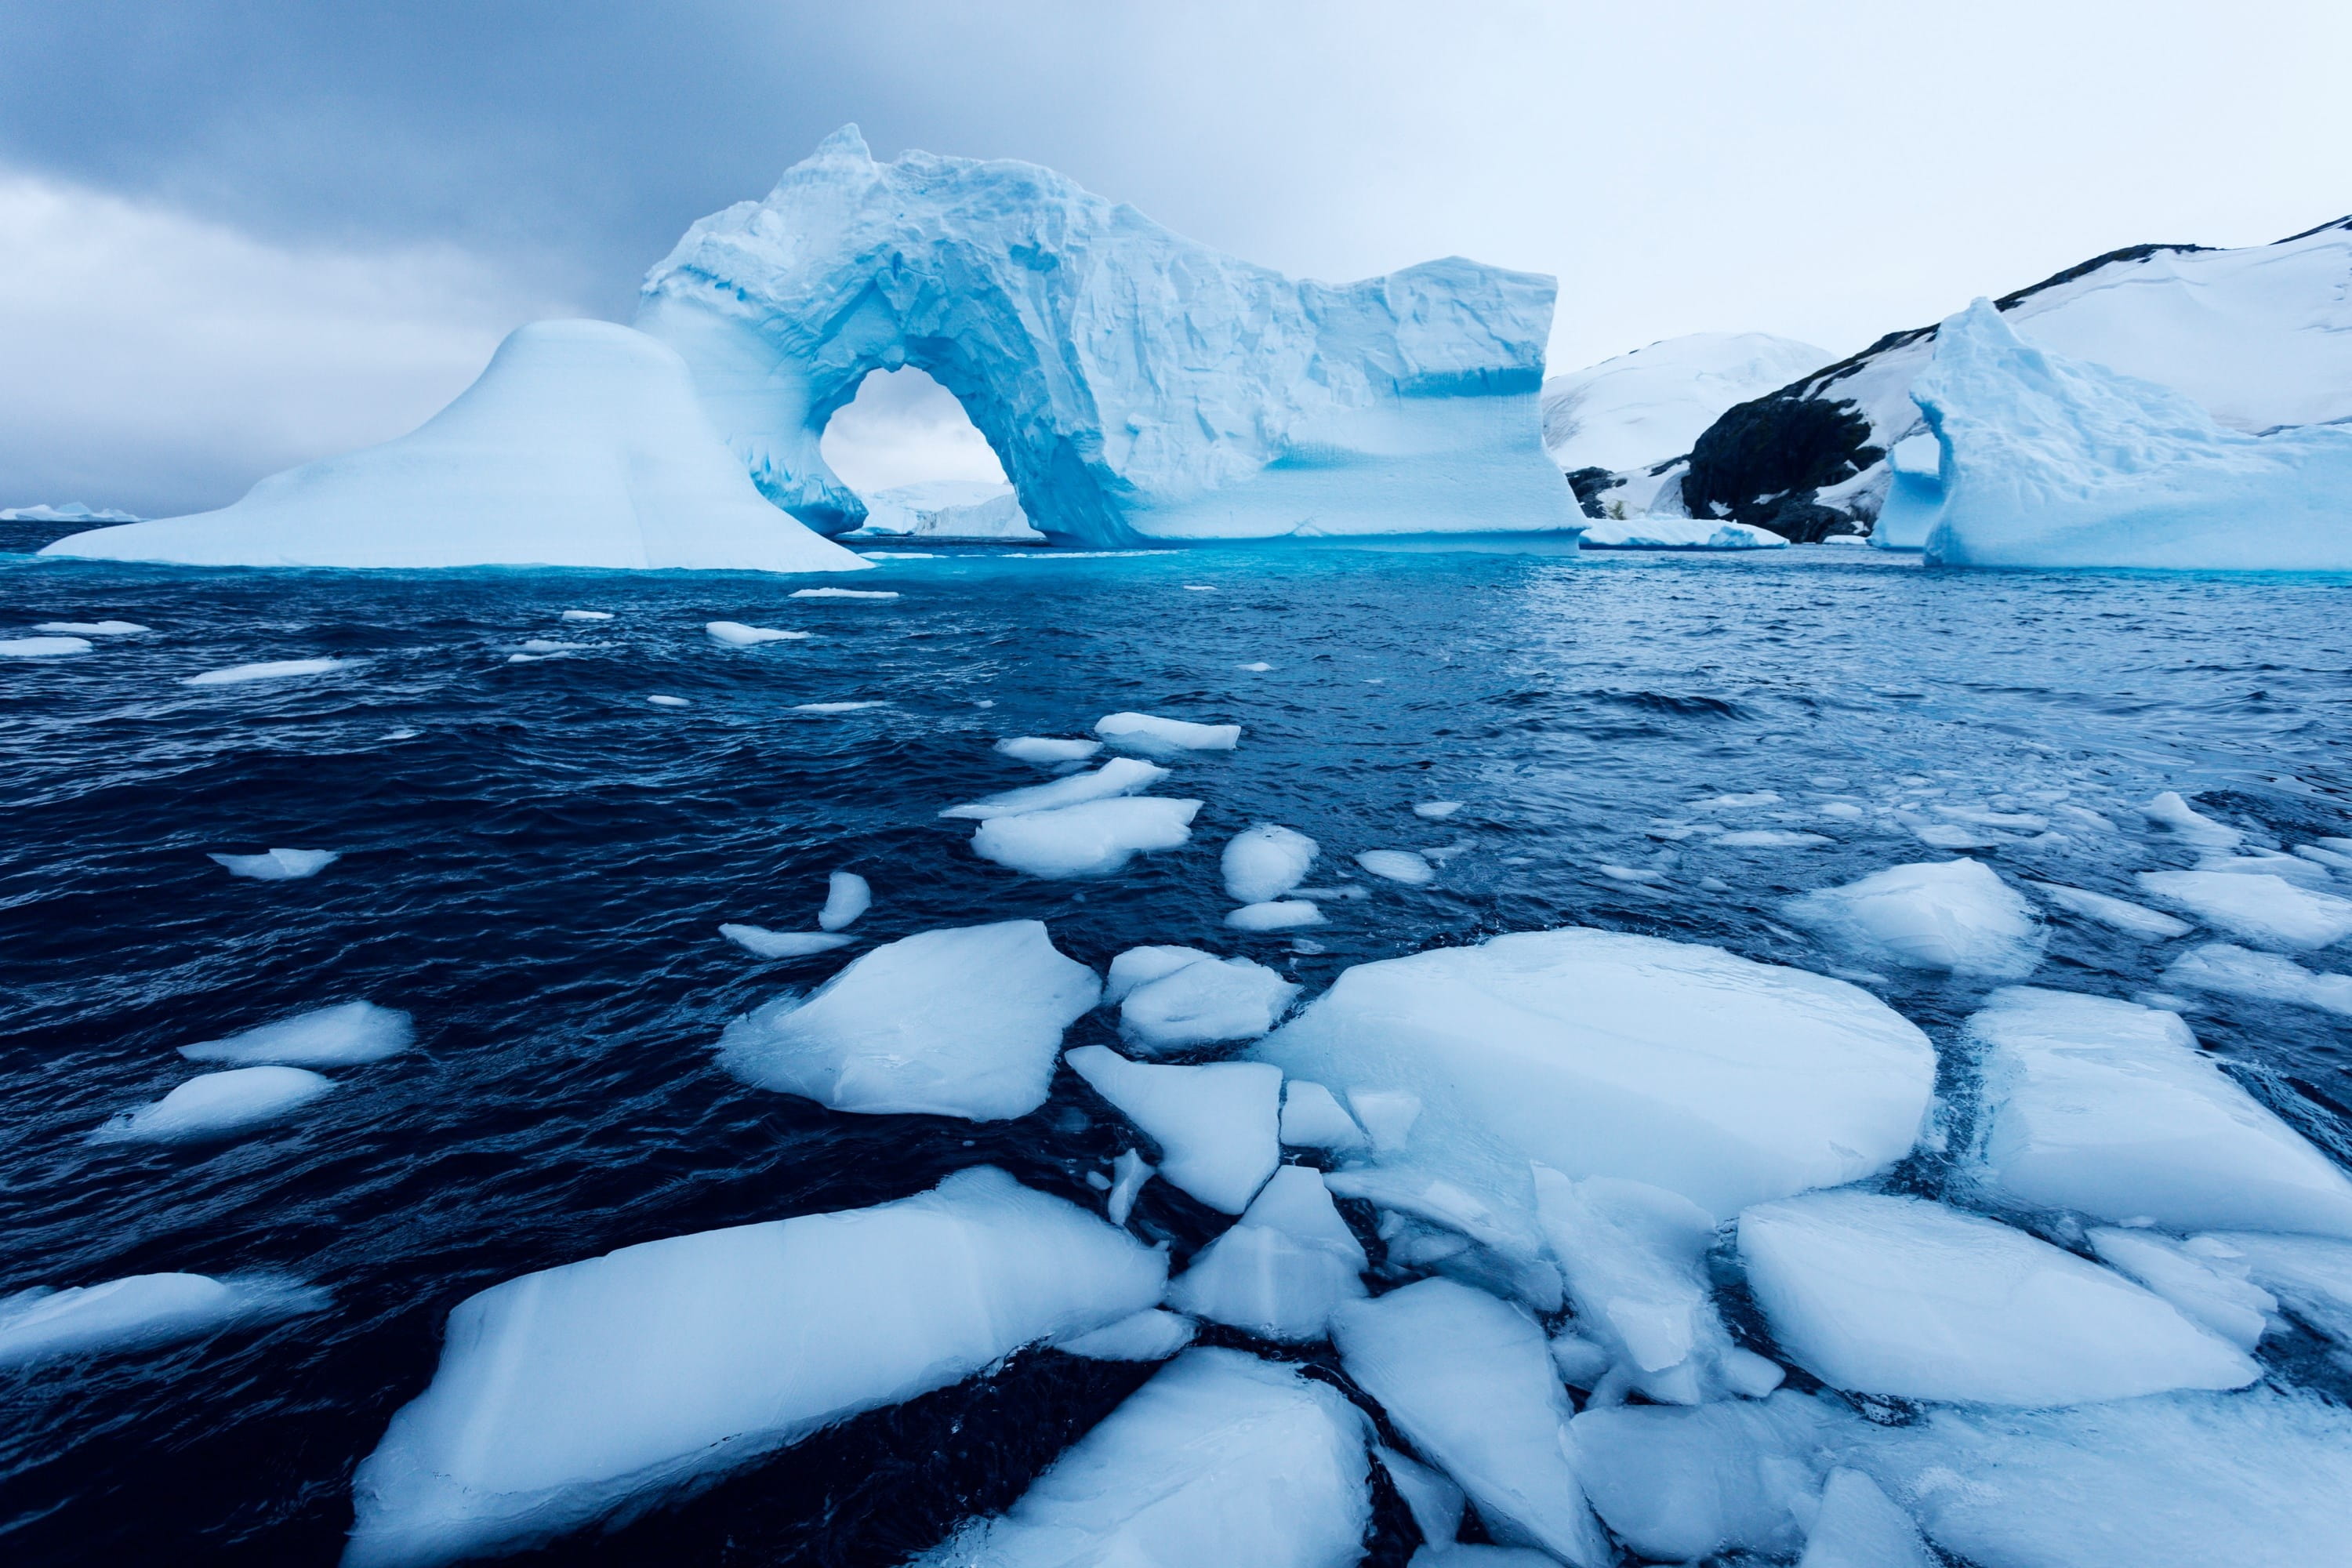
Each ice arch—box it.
[637,126,1577,547]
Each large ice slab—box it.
[1738,1189,2258,1404]
[1569,1392,1838,1563]
[1253,928,1936,1221]
[1331,1278,1610,1566]
[45,321,868,574]
[917,1348,1368,1566]
[2194,1231,2352,1348]
[179,1000,414,1067]
[92,1066,336,1145]
[2085,1229,2277,1350]
[2136,869,2352,951]
[1065,1046,1280,1214]
[1962,986,2352,1236]
[716,921,1098,1120]
[0,1272,328,1369]
[971,797,1200,879]
[346,1167,1166,1568]
[1913,300,2352,572]
[2161,942,2352,1017]
[1166,1166,1366,1341]
[1784,858,2045,978]
[637,126,1573,546]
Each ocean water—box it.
[2,538,2349,1564]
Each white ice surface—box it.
[791,587,898,599]
[2026,880,2193,939]
[0,1272,328,1369]
[1227,900,1325,931]
[815,870,870,931]
[1785,858,2044,978]
[34,619,148,634]
[1253,928,1936,1222]
[91,1066,336,1145]
[1331,1278,1610,1566]
[2192,1231,2352,1348]
[1356,850,1436,886]
[1105,1149,1153,1228]
[209,848,341,881]
[1570,1392,1834,1563]
[717,921,1098,1120]
[704,621,809,645]
[179,1000,414,1067]
[971,797,1200,879]
[1167,1166,1367,1341]
[1797,1468,1937,1568]
[1578,517,1788,549]
[1221,824,1319,903]
[993,736,1101,764]
[1102,946,1211,1004]
[1054,1308,1196,1362]
[1962,986,2352,1236]
[2136,870,2352,951]
[719,924,854,959]
[1739,1189,2258,1404]
[1119,956,1299,1054]
[2161,942,2352,1017]
[1414,801,1463,820]
[940,757,1169,819]
[1279,1080,1367,1150]
[346,1167,1166,1568]
[559,609,612,622]
[183,659,348,686]
[916,1348,1369,1566]
[2086,1229,2275,1350]
[1094,711,1240,753]
[1064,1046,1280,1214]
[2143,791,2242,848]
[0,636,92,657]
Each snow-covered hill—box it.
[1540,332,1828,486]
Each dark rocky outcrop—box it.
[1682,396,1879,527]
[1563,466,1615,519]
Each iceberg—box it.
[1221,824,1319,903]
[1962,987,2352,1236]
[1118,956,1299,1054]
[209,848,340,881]
[970,796,1200,879]
[91,1065,336,1145]
[1737,1189,2258,1404]
[0,1272,328,1369]
[178,1000,414,1067]
[1912,300,2352,571]
[938,756,1168,819]
[1252,929,1936,1221]
[1063,1046,1280,1214]
[637,127,1573,546]
[45,322,867,574]
[2161,941,2352,1017]
[344,1167,1165,1568]
[1165,1166,1367,1340]
[916,1348,1368,1566]
[2136,869,2352,951]
[1,501,139,523]
[1784,858,2045,978]
[715,921,1098,1120]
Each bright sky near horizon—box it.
[4,0,2348,515]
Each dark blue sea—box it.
[3,533,2349,1564]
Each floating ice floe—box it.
[717,921,1098,1120]
[2143,789,2243,847]
[1797,1467,1937,1568]
[1570,1393,1837,1563]
[1064,1047,1280,1214]
[719,924,853,960]
[182,658,349,686]
[209,848,340,881]
[1962,986,2352,1236]
[2136,870,2352,951]
[993,735,1101,764]
[2193,849,2337,888]
[813,870,870,931]
[1103,946,1213,1004]
[647,695,690,708]
[1227,899,1327,931]
[2161,942,2352,1017]
[1235,659,1271,671]
[1279,1080,1367,1149]
[1414,800,1464,820]
[971,797,1200,879]
[1221,823,1319,903]
[1580,517,1789,550]
[1355,849,1436,885]
[559,609,612,622]
[1332,1278,1611,1566]
[1716,829,1833,848]
[2025,880,2193,939]
[789,587,898,599]
[32,619,147,635]
[344,1167,1165,1568]
[1094,711,1241,753]
[1054,1308,1196,1362]
[1119,956,1299,1054]
[792,700,887,713]
[704,621,809,645]
[1738,1189,2259,1404]
[1784,858,2044,978]
[0,635,93,658]
[2086,1229,2278,1349]
[916,1349,1370,1566]
[940,756,1169,819]
[1167,1166,1367,1341]
[0,1272,328,1370]
[178,1000,413,1067]
[1254,928,1936,1221]
[91,1066,336,1145]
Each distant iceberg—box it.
[638,126,1576,546]
[1,502,139,523]
[855,480,1044,542]
[42,321,868,575]
[1913,301,2352,572]
[1578,517,1788,550]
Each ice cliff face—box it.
[637,126,1576,547]
[1914,301,2352,572]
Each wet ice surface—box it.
[2,539,2350,1563]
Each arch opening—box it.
[818,367,1043,542]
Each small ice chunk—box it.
[1167,1167,1368,1340]
[209,848,340,881]
[91,1066,336,1145]
[720,924,852,959]
[791,700,886,712]
[816,870,870,931]
[1911,820,1998,849]
[1796,1468,1936,1568]
[2136,870,2352,951]
[1379,1444,1467,1548]
[1094,710,1241,753]
[1715,829,1833,848]
[0,636,93,657]
[2144,790,2242,848]
[1738,1189,2258,1404]
[717,921,1098,1120]
[1221,824,1319,902]
[1332,1278,1611,1566]
[917,1348,1368,1568]
[1695,792,1781,809]
[1234,659,1272,671]
[704,620,809,645]
[1057,1308,1196,1361]
[1107,1149,1154,1226]
[647,694,690,707]
[2161,942,2352,1017]
[1356,849,1436,885]
[2027,880,2194,938]
[1963,986,2352,1236]
[350,1168,1166,1568]
[1105,946,1214,1004]
[1784,858,2044,978]
[1120,956,1299,1053]
[1598,863,1665,884]
[971,797,1200,879]
[1414,800,1464,820]
[789,586,898,599]
[178,1000,413,1066]
[514,639,584,654]
[993,735,1103,764]
[1818,802,1864,821]
[1548,1331,1613,1388]
[181,657,347,685]
[559,609,612,621]
[1279,1080,1367,1149]
[1226,900,1324,931]
[0,1272,328,1369]
[1570,1394,1834,1563]
[1065,1046,1281,1214]
[33,619,147,635]
[2197,850,2336,887]
[941,756,1170,819]
[2190,1232,2352,1348]
[2087,1228,2276,1350]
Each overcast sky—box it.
[5,0,2348,515]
